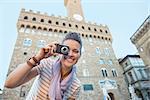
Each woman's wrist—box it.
[26,56,41,68]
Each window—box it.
[130,58,145,66]
[31,26,36,33]
[128,72,134,83]
[75,25,78,28]
[99,59,104,65]
[48,20,52,24]
[112,69,117,77]
[64,31,67,33]
[82,26,85,29]
[20,86,26,97]
[56,21,59,25]
[100,29,103,32]
[139,47,143,52]
[23,38,32,46]
[69,23,72,27]
[101,68,108,77]
[81,46,85,53]
[108,60,113,65]
[37,40,46,48]
[104,48,110,56]
[83,69,89,76]
[138,69,145,79]
[63,23,66,26]
[88,37,93,45]
[104,40,108,44]
[24,16,28,20]
[40,19,44,22]
[105,30,108,33]
[25,25,31,33]
[95,47,101,54]
[32,17,36,21]
[19,27,25,33]
[23,52,27,55]
[83,84,93,91]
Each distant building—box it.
[130,15,150,78]
[119,55,150,100]
[3,0,129,99]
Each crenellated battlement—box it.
[18,8,112,42]
[20,8,108,28]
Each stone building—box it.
[3,0,129,99]
[130,15,150,78]
[119,55,150,100]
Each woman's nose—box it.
[68,50,73,56]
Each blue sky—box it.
[0,0,149,90]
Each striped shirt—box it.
[26,57,81,100]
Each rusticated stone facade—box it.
[3,0,129,100]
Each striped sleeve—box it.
[35,57,54,75]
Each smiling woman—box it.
[0,0,148,99]
[5,32,82,100]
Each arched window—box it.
[24,16,28,20]
[49,28,53,32]
[75,25,78,28]
[40,19,44,22]
[48,20,52,24]
[82,26,85,30]
[112,69,117,77]
[32,17,36,21]
[25,25,31,33]
[20,86,26,97]
[37,40,46,48]
[88,27,91,30]
[100,29,103,32]
[108,92,115,100]
[59,30,63,33]
[69,23,72,27]
[19,24,25,32]
[104,48,110,56]
[63,23,66,26]
[56,21,59,25]
[99,59,104,65]
[64,31,67,33]
[83,69,89,77]
[23,38,32,46]
[31,26,36,33]
[96,47,101,54]
[54,29,58,33]
[108,59,113,65]
[101,68,108,77]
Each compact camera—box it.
[55,44,69,55]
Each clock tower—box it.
[64,0,84,21]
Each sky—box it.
[0,0,149,90]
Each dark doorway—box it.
[108,92,115,100]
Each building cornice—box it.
[130,15,150,44]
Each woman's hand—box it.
[35,42,58,61]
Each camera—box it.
[55,44,69,55]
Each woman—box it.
[5,32,82,100]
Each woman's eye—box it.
[73,50,79,53]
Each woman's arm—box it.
[5,43,57,88]
[4,58,38,88]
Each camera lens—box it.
[61,46,69,54]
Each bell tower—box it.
[64,0,84,21]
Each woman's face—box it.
[60,39,81,68]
